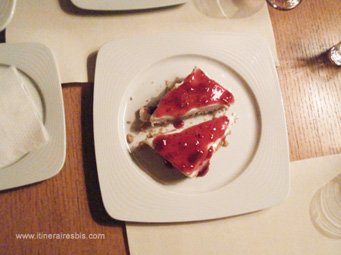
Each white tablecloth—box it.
[127,154,341,255]
[7,0,278,83]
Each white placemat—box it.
[7,0,278,83]
[127,154,341,255]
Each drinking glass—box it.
[266,0,302,10]
[194,0,302,19]
[329,41,341,66]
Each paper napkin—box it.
[0,66,49,168]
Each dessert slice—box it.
[149,68,234,125]
[143,115,230,177]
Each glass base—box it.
[194,0,264,19]
[266,0,302,10]
[329,42,341,66]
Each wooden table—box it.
[1,1,340,254]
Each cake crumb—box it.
[139,106,151,122]
[221,137,229,147]
[126,134,134,144]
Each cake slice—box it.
[148,68,234,125]
[143,115,230,177]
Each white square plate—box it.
[94,32,289,223]
[70,0,187,11]
[0,43,66,191]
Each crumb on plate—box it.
[126,134,134,144]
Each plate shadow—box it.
[80,82,121,226]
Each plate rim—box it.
[0,0,16,31]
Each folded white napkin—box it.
[0,66,49,168]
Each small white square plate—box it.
[0,43,66,191]
[94,32,289,223]
[70,0,187,11]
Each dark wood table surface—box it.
[0,1,340,254]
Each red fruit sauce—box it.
[173,118,184,129]
[153,116,229,176]
[152,68,234,118]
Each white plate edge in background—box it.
[70,0,188,11]
[0,0,16,31]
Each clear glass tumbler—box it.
[194,0,302,19]
[329,41,341,66]
[266,0,302,10]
